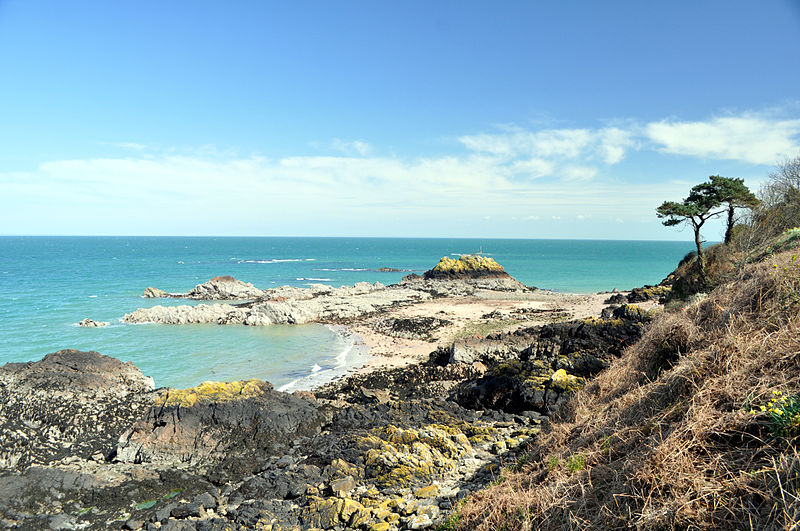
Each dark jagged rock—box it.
[0,350,155,469]
[373,316,451,341]
[604,285,671,305]
[452,315,650,414]
[116,381,329,482]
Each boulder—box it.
[116,379,327,480]
[0,350,155,469]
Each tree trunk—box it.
[724,204,734,244]
[693,224,706,283]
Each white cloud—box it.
[645,115,800,165]
[331,138,371,156]
[102,141,148,151]
[459,128,593,159]
[562,165,598,181]
[598,127,636,164]
[5,106,796,237]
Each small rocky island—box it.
[0,255,660,530]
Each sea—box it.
[0,237,694,391]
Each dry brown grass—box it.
[457,250,800,530]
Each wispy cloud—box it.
[331,138,371,156]
[3,107,797,237]
[645,114,800,165]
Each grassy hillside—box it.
[453,248,800,530]
[449,158,800,530]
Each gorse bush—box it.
[750,390,800,438]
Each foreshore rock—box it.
[0,294,652,529]
[143,275,265,300]
[124,282,429,325]
[0,350,155,469]
[116,379,327,482]
[125,275,529,326]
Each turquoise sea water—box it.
[0,237,694,389]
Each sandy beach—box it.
[346,288,657,374]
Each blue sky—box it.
[1,1,799,239]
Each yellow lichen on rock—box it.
[154,378,271,407]
[414,484,439,498]
[363,424,473,488]
[431,254,506,273]
[550,369,584,392]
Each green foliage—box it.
[437,499,466,531]
[565,454,586,473]
[690,175,758,244]
[749,391,800,438]
[656,175,757,280]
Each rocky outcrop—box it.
[185,275,265,300]
[0,350,155,469]
[77,318,108,327]
[0,348,545,530]
[142,276,265,300]
[422,254,511,280]
[399,275,529,297]
[124,283,430,325]
[116,379,327,481]
[604,285,672,305]
[142,286,170,298]
[452,314,651,414]
[373,317,451,341]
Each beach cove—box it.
[0,251,666,529]
[0,236,693,390]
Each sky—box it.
[1,1,799,240]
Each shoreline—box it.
[324,288,658,386]
[0,268,666,529]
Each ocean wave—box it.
[277,326,368,393]
[312,268,368,272]
[296,277,331,282]
[238,258,305,264]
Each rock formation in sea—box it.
[422,254,510,280]
[142,275,265,300]
[125,257,529,326]
[77,318,109,327]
